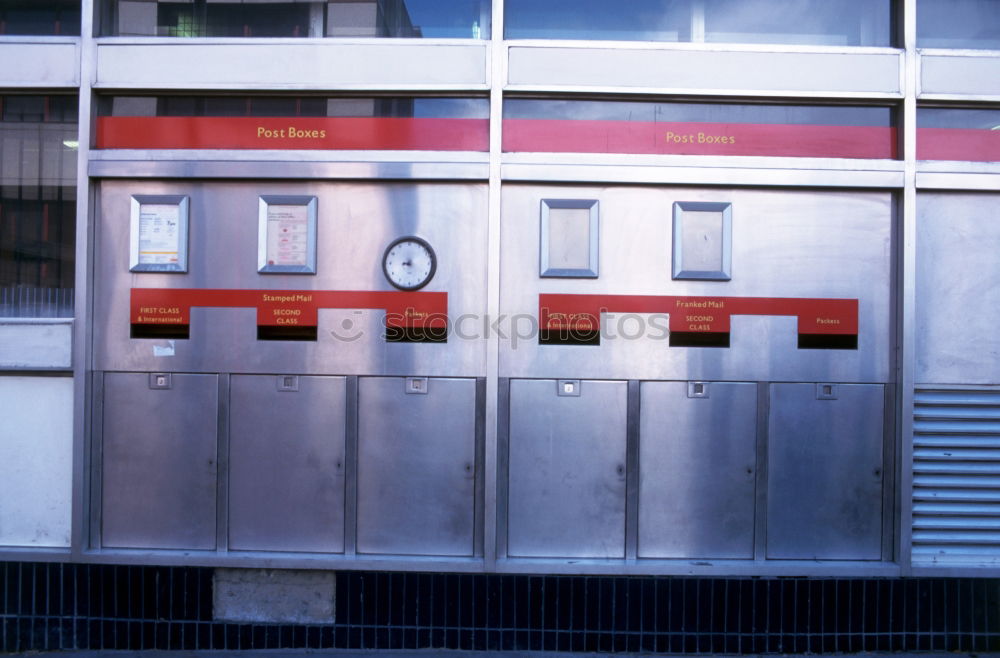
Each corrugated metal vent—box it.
[913,388,1000,566]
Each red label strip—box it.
[131,288,448,329]
[504,119,897,159]
[539,294,858,336]
[917,128,1000,162]
[97,117,490,151]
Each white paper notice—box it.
[265,204,309,267]
[138,204,181,265]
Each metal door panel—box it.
[638,381,756,559]
[916,193,1000,384]
[357,377,476,556]
[767,383,884,559]
[507,379,628,558]
[101,372,218,550]
[500,185,892,383]
[228,375,347,553]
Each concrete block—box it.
[213,568,335,624]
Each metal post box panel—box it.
[101,372,218,550]
[228,375,347,553]
[507,379,628,558]
[766,383,884,560]
[356,377,476,556]
[94,180,488,378]
[500,185,892,383]
[638,381,757,559]
[916,193,1000,384]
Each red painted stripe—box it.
[131,288,449,329]
[538,294,858,336]
[97,117,489,151]
[504,119,897,159]
[917,128,1000,162]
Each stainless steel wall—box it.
[911,192,1000,568]
[92,180,488,560]
[496,185,895,565]
[94,180,489,377]
[89,177,898,568]
[7,0,992,576]
[500,185,893,382]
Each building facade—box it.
[2,0,1000,651]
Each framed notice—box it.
[258,195,318,274]
[539,198,599,278]
[129,195,189,273]
[672,201,732,281]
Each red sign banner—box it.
[539,294,858,336]
[96,117,490,151]
[917,128,1000,162]
[131,288,448,329]
[504,119,897,159]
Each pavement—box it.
[11,649,1000,658]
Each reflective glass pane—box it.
[103,0,489,38]
[704,0,891,46]
[0,95,78,318]
[95,95,489,151]
[0,0,80,36]
[505,0,691,41]
[918,108,1000,161]
[918,0,1000,50]
[505,0,892,46]
[504,99,896,159]
[99,95,489,118]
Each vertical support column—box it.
[71,0,96,560]
[483,0,506,569]
[898,0,918,573]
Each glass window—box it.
[98,95,489,119]
[0,0,80,36]
[0,95,77,318]
[504,98,897,159]
[101,0,490,38]
[918,0,1000,50]
[918,107,1000,161]
[504,0,892,47]
[95,95,489,151]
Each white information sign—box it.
[137,204,182,266]
[265,204,310,267]
[129,195,189,272]
[257,195,317,274]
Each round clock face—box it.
[382,236,437,291]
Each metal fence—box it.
[0,286,74,318]
[3,563,1000,653]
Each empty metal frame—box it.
[672,201,732,281]
[257,195,318,274]
[129,195,189,272]
[539,198,599,278]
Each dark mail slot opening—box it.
[131,324,189,340]
[798,334,858,350]
[539,328,601,346]
[669,331,730,348]
[257,325,318,341]
[385,326,448,343]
